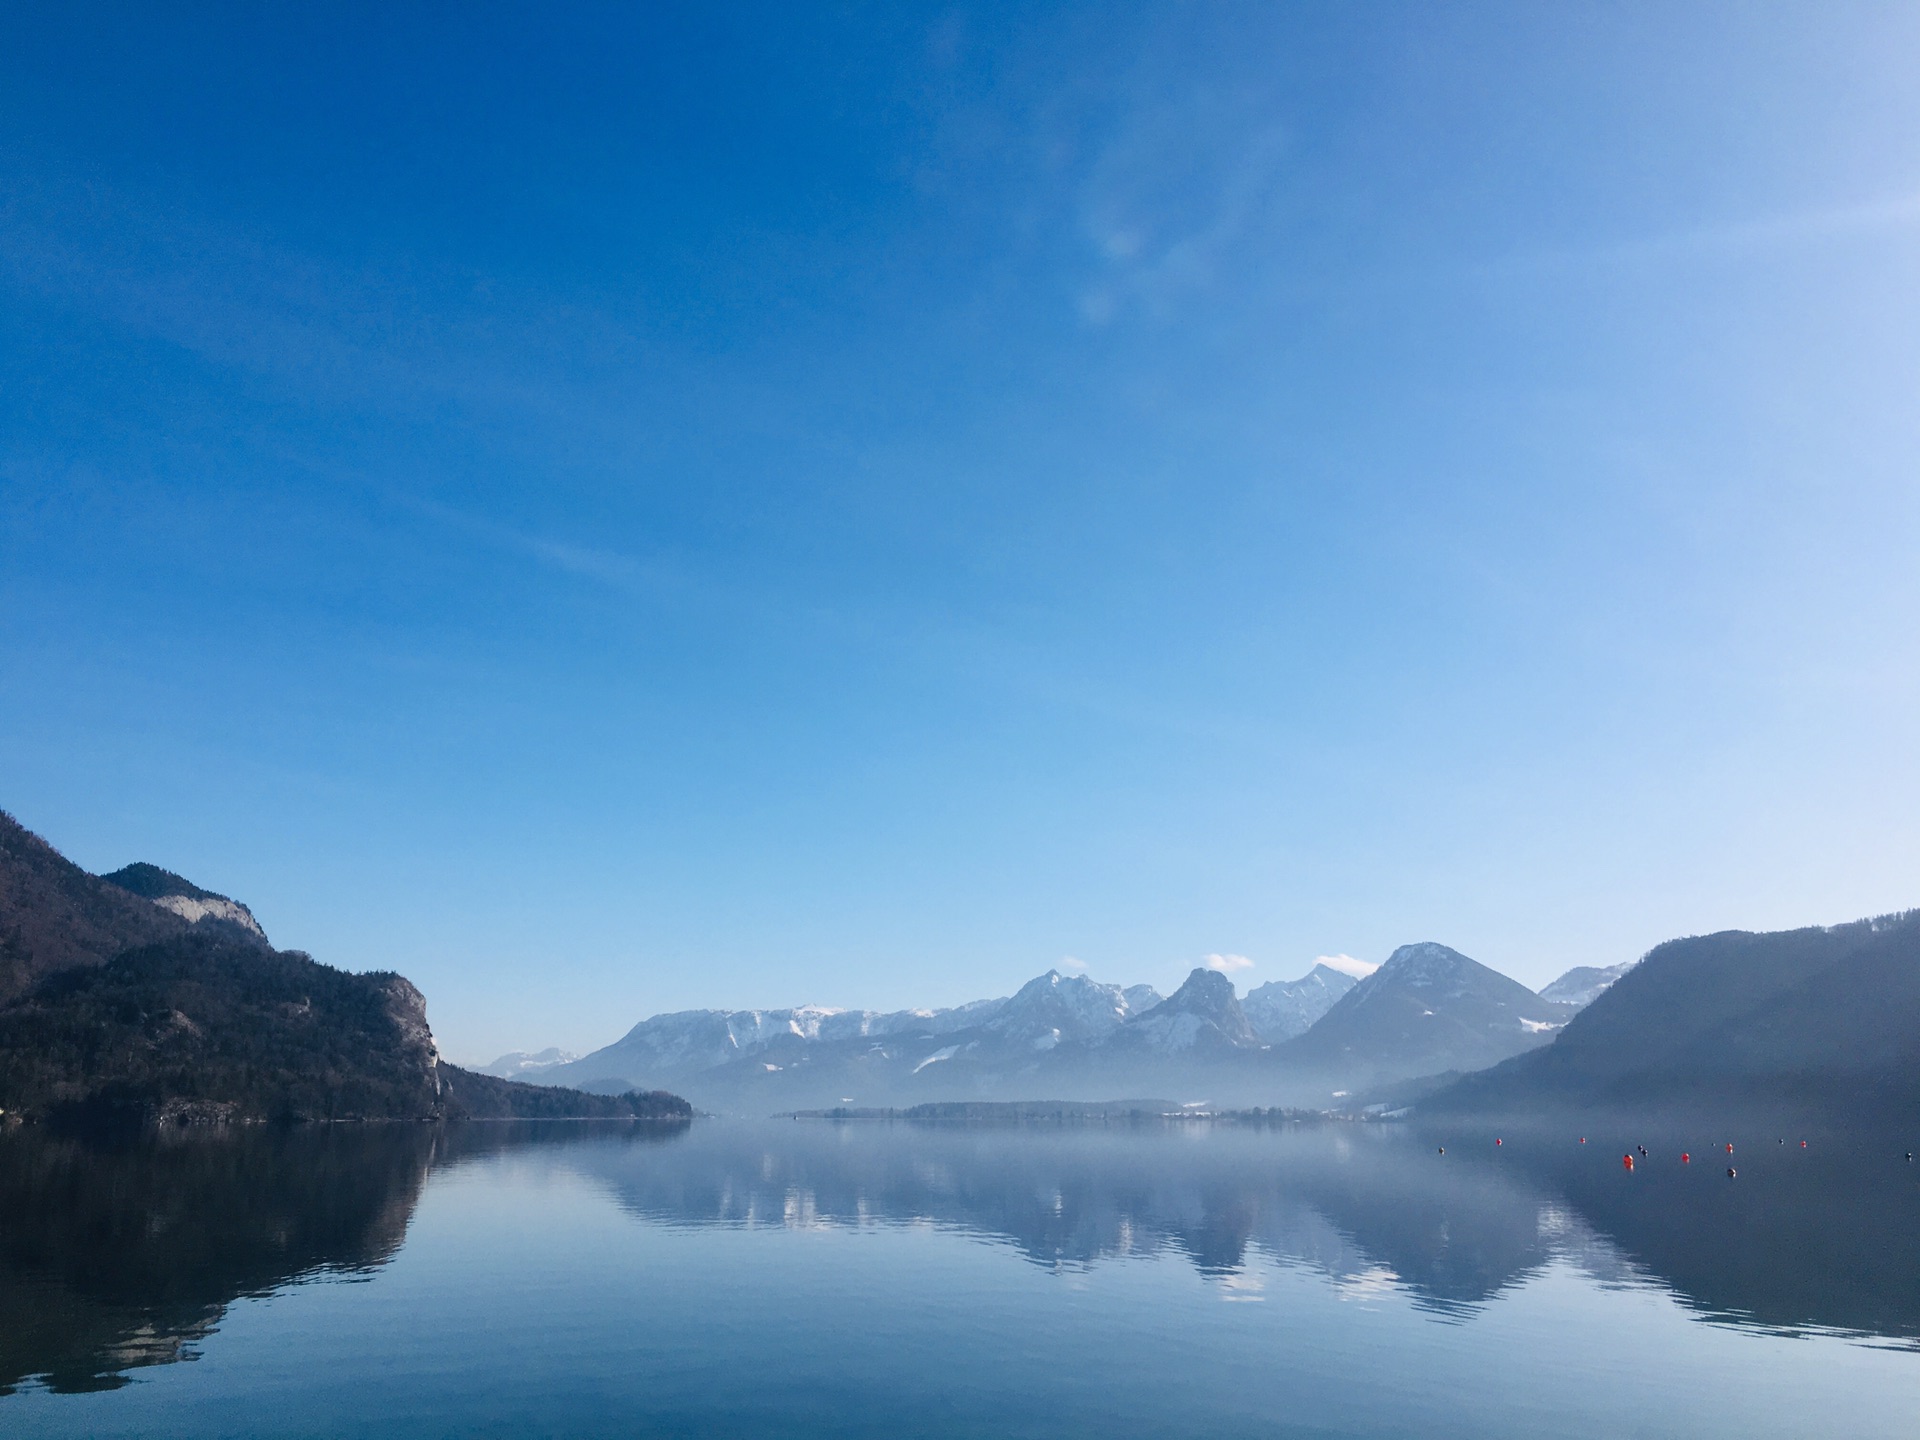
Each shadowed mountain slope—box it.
[1430,911,1920,1117]
[0,807,688,1126]
[0,812,188,1003]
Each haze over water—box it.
[5,1119,1916,1438]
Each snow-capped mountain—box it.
[532,946,1582,1112]
[543,994,1016,1091]
[1277,942,1572,1082]
[1539,961,1635,1009]
[985,971,1160,1051]
[473,1047,581,1079]
[1241,964,1359,1043]
[1111,968,1261,1053]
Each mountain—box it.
[537,966,1279,1112]
[0,931,446,1124]
[1538,961,1634,1008]
[473,1047,581,1079]
[538,972,1190,1109]
[0,806,687,1126]
[984,971,1144,1049]
[100,862,270,946]
[1430,910,1920,1117]
[1275,943,1572,1087]
[544,992,1016,1093]
[1108,968,1261,1053]
[1241,964,1359,1042]
[0,811,188,1002]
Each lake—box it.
[2,1116,1917,1437]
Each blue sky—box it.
[4,3,1918,1061]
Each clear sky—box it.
[4,4,1918,1063]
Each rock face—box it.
[1116,968,1262,1053]
[1241,964,1360,1043]
[1433,910,1920,1117]
[1276,943,1573,1084]
[100,863,270,946]
[1539,961,1635,1009]
[986,971,1151,1050]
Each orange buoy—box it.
[1623,1154,1634,1170]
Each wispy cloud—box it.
[396,495,671,594]
[1203,952,1254,973]
[1489,190,1920,277]
[1316,954,1377,979]
[1057,956,1089,972]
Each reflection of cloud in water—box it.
[1330,1265,1401,1302]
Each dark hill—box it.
[99,863,223,903]
[0,933,442,1124]
[1278,942,1572,1085]
[1429,910,1920,1117]
[0,931,689,1125]
[0,808,691,1126]
[0,811,187,1003]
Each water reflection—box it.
[0,1119,683,1394]
[559,1118,1920,1339]
[2,1116,1915,1396]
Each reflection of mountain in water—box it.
[3,1116,1915,1396]
[569,1122,1560,1310]
[1439,1123,1920,1343]
[561,1119,1920,1342]
[0,1126,435,1394]
[0,1119,687,1394]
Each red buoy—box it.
[1623,1154,1634,1170]
[1496,1138,1502,1146]
[1682,1152,1690,1163]
[1579,1137,1586,1144]
[1800,1140,1807,1148]
[1726,1142,1734,1154]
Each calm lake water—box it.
[3,1116,1917,1438]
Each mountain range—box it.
[532,944,1587,1112]
[10,802,1911,1125]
